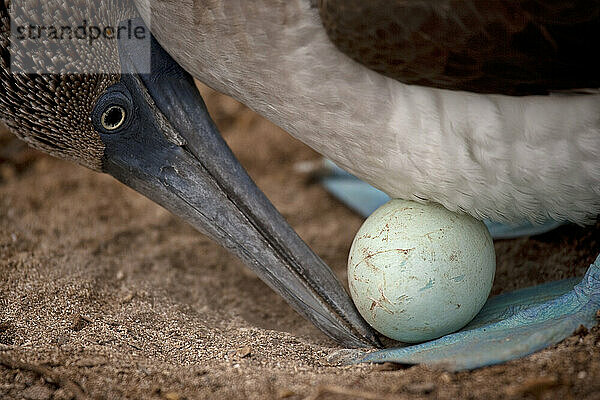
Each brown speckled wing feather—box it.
[318,0,600,95]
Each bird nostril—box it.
[101,105,126,131]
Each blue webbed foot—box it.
[341,257,599,370]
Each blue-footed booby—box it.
[1,0,598,368]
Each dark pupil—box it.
[103,106,125,129]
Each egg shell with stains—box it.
[348,199,496,343]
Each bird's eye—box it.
[92,86,133,135]
[101,105,127,131]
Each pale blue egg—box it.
[348,199,496,343]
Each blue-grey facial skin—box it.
[95,26,380,348]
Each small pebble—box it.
[121,292,135,303]
[277,389,295,399]
[163,392,181,400]
[71,315,91,331]
[439,372,453,383]
[236,346,252,358]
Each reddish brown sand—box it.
[1,85,599,399]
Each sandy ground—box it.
[0,86,599,400]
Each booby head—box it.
[0,0,379,348]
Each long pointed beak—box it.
[99,27,380,348]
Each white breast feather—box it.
[138,0,600,223]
